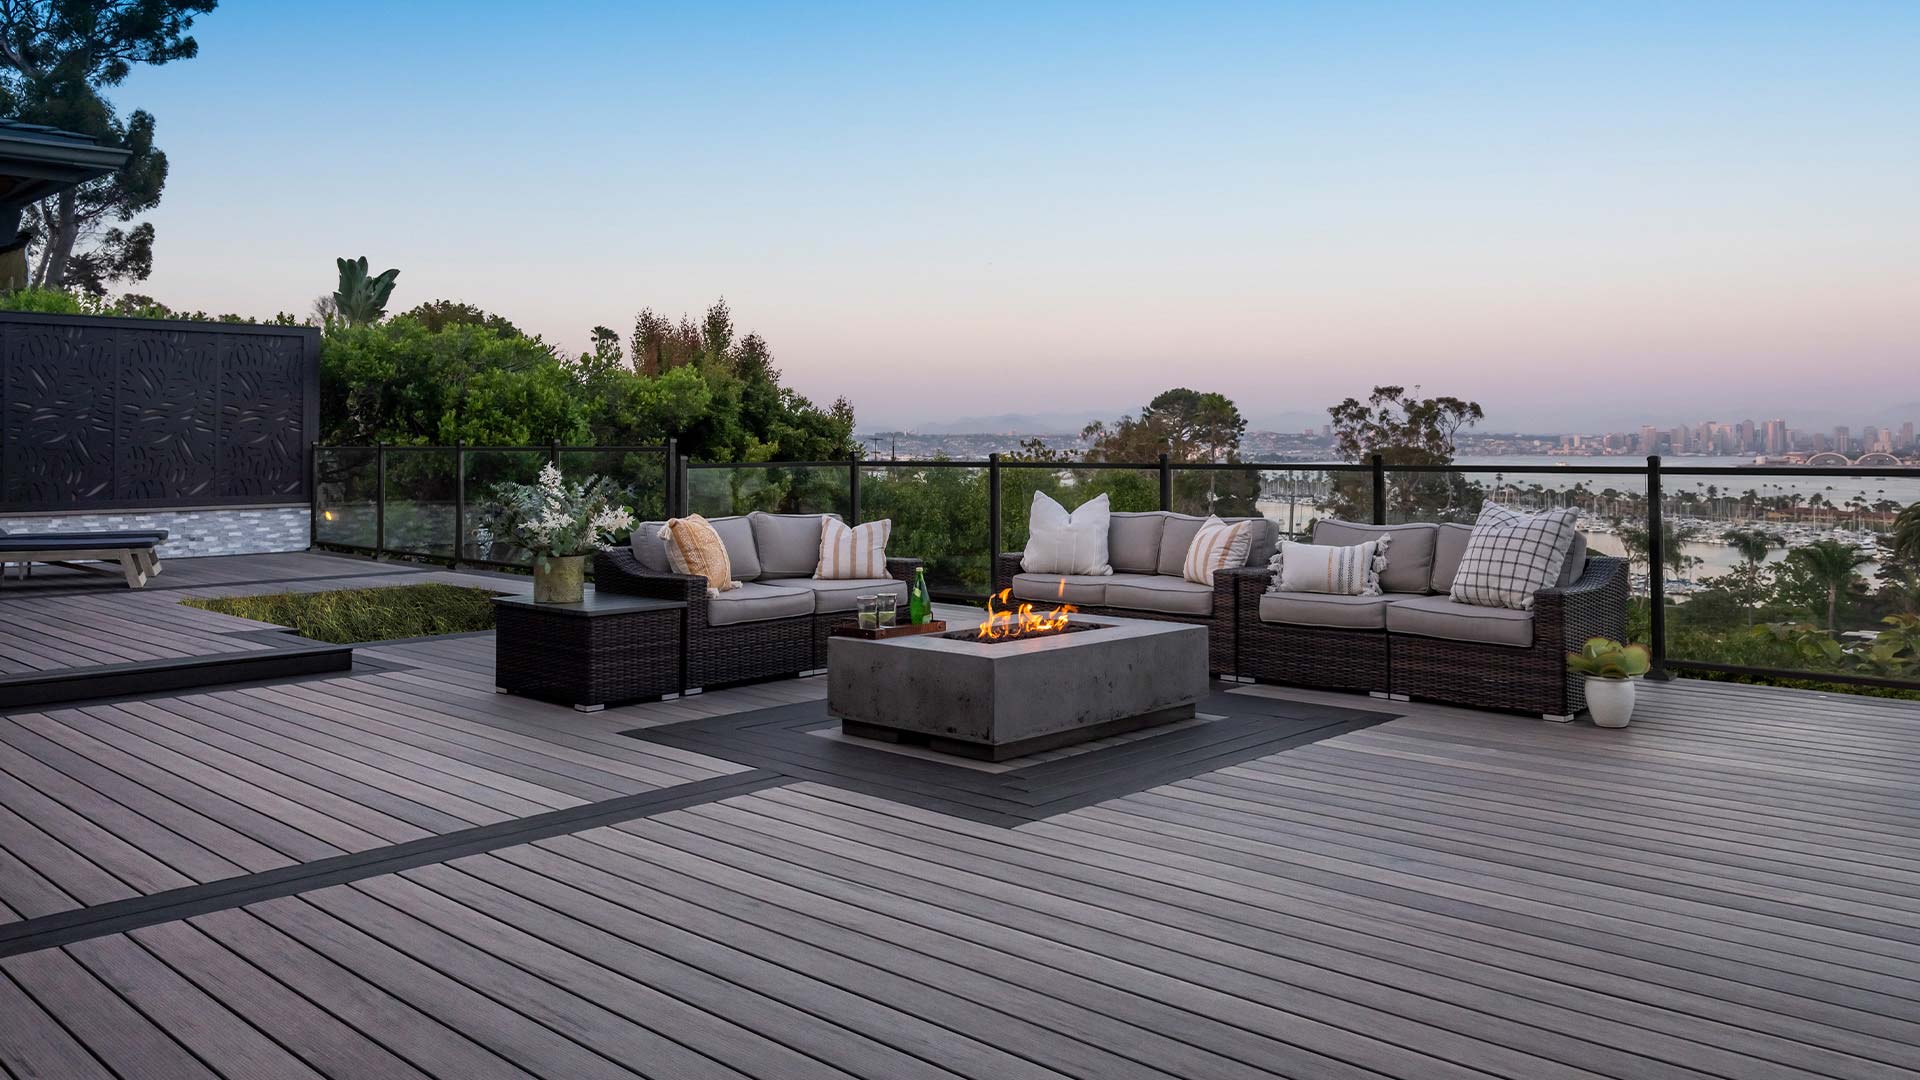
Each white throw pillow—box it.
[1270,537,1388,596]
[815,517,892,580]
[1182,516,1252,586]
[1450,504,1582,610]
[1021,492,1112,576]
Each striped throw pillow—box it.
[1182,516,1252,586]
[815,517,893,580]
[661,515,740,594]
[1272,538,1388,596]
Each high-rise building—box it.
[1833,426,1850,454]
[1639,425,1660,454]
[1737,419,1757,452]
[1902,422,1915,450]
[1763,419,1787,455]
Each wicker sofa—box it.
[1234,519,1628,719]
[993,511,1278,675]
[594,512,921,689]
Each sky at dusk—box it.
[114,2,1918,433]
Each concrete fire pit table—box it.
[826,619,1210,761]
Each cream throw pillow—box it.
[1021,491,1112,576]
[1182,516,1252,586]
[1271,538,1388,596]
[661,515,740,594]
[815,518,892,579]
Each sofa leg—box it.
[1541,713,1574,723]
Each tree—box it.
[1618,520,1699,581]
[0,1,214,291]
[1788,538,1872,631]
[1726,529,1775,565]
[401,299,520,337]
[1326,385,1484,521]
[1893,503,1920,565]
[331,257,399,326]
[1081,388,1255,514]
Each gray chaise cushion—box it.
[1311,521,1437,594]
[771,576,908,613]
[1429,523,1474,593]
[707,515,760,581]
[748,512,834,579]
[1386,594,1534,648]
[1156,513,1276,576]
[1010,573,1110,606]
[1103,574,1213,616]
[1107,513,1167,575]
[705,581,815,625]
[1258,592,1401,630]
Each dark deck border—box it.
[622,687,1394,827]
[0,769,786,958]
[0,640,355,710]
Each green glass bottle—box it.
[908,566,933,624]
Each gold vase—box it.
[533,554,586,604]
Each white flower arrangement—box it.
[478,463,636,557]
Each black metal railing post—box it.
[452,442,466,569]
[374,444,387,559]
[307,444,320,550]
[988,453,1003,589]
[1646,454,1669,680]
[1158,453,1172,511]
[548,440,560,468]
[675,453,690,518]
[1371,455,1387,524]
[663,437,677,520]
[849,453,862,524]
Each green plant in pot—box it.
[479,464,634,603]
[1566,636,1651,728]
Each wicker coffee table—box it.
[493,590,687,712]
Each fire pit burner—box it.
[940,621,1108,645]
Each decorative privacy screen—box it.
[0,312,320,511]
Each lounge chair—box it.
[0,528,167,588]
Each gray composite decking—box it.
[2,555,1919,1078]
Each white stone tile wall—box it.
[0,506,310,558]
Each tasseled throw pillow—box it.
[1450,504,1581,610]
[1182,516,1253,586]
[661,515,740,595]
[815,517,893,579]
[1270,536,1389,595]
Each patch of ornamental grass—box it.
[183,583,501,644]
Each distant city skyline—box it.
[107,3,1917,430]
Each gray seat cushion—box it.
[748,512,834,579]
[1430,523,1474,593]
[768,576,907,614]
[705,581,815,626]
[1010,573,1109,606]
[1311,520,1437,594]
[1155,513,1277,577]
[1103,574,1213,616]
[1385,594,1534,648]
[1107,513,1167,574]
[1259,592,1400,630]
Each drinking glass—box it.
[875,595,897,628]
[856,595,879,630]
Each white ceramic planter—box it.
[1584,675,1637,728]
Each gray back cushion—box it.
[707,515,760,581]
[1107,513,1167,575]
[1154,512,1277,577]
[1558,531,1589,587]
[1430,523,1474,594]
[630,522,671,572]
[748,512,830,579]
[1311,520,1437,594]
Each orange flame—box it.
[977,584,1077,640]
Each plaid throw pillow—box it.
[1450,504,1581,611]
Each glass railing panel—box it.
[686,465,852,520]
[313,447,378,549]
[998,465,1160,558]
[1663,467,1918,687]
[462,449,551,565]
[860,463,990,598]
[380,448,457,559]
[1175,466,1360,540]
[556,447,669,522]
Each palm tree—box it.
[1619,520,1699,580]
[1726,529,1773,565]
[1788,538,1871,630]
[1894,503,1920,563]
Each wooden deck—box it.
[2,555,1918,1078]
